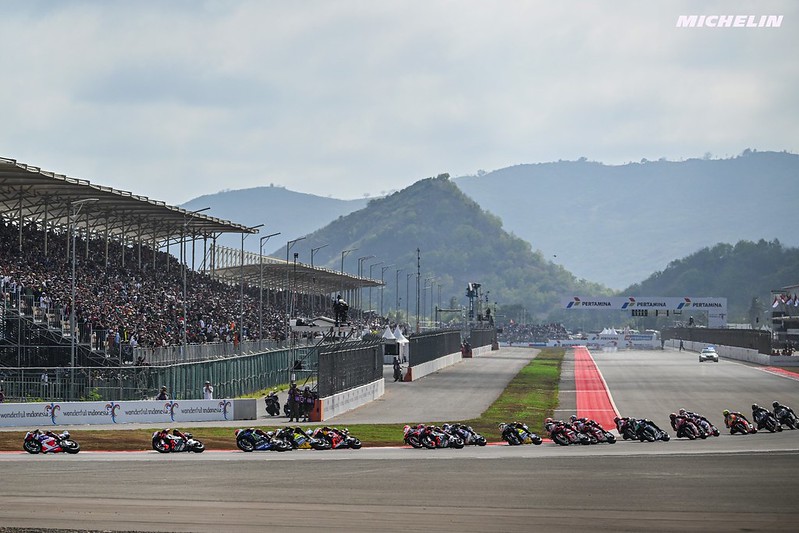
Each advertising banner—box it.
[560,296,728,327]
[0,399,236,428]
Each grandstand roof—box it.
[0,157,255,244]
[213,256,383,294]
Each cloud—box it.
[0,0,796,204]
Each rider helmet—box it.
[773,401,780,409]
[722,409,730,416]
[669,413,676,419]
[678,408,687,416]
[544,417,553,424]
[569,415,577,422]
[752,404,759,411]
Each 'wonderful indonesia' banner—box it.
[0,399,235,428]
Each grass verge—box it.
[0,348,564,451]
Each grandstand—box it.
[0,157,382,401]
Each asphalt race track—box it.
[1,347,799,532]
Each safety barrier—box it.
[0,346,313,402]
[0,398,257,428]
[468,327,496,354]
[665,339,799,367]
[664,327,771,354]
[316,340,382,398]
[404,329,463,381]
[311,379,385,421]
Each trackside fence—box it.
[468,327,496,349]
[0,346,314,402]
[316,340,382,398]
[407,330,462,367]
[663,327,771,354]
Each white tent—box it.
[382,326,399,363]
[393,326,410,363]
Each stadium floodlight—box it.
[380,265,394,317]
[182,207,211,351]
[368,261,383,320]
[70,198,98,400]
[357,255,375,320]
[259,232,280,342]
[240,224,264,355]
[284,236,306,348]
[340,248,359,297]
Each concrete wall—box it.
[470,344,493,358]
[0,398,257,428]
[665,339,799,367]
[316,378,385,421]
[232,399,257,420]
[405,351,462,381]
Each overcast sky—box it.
[1,0,796,205]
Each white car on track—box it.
[698,346,719,363]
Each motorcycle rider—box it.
[634,418,666,440]
[669,412,695,436]
[393,356,402,382]
[723,409,755,433]
[678,408,713,435]
[253,427,273,439]
[669,412,681,431]
[751,403,774,430]
[156,428,188,450]
[772,401,797,421]
[32,428,63,452]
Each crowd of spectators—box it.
[772,342,795,356]
[0,220,332,353]
[497,321,569,344]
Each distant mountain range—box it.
[182,185,367,256]
[454,150,799,289]
[181,150,799,321]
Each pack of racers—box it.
[20,401,798,452]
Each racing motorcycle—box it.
[445,424,487,446]
[687,414,720,437]
[403,424,426,449]
[575,420,616,444]
[726,413,757,435]
[774,405,799,430]
[419,425,464,449]
[672,417,704,440]
[23,429,80,454]
[545,419,590,446]
[754,411,783,433]
[311,427,362,449]
[633,419,670,442]
[274,426,331,450]
[500,422,542,445]
[234,428,293,452]
[151,429,205,453]
[615,417,639,441]
[264,391,281,417]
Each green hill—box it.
[295,174,608,320]
[622,239,799,323]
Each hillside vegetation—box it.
[455,150,799,289]
[623,239,799,323]
[292,174,608,319]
